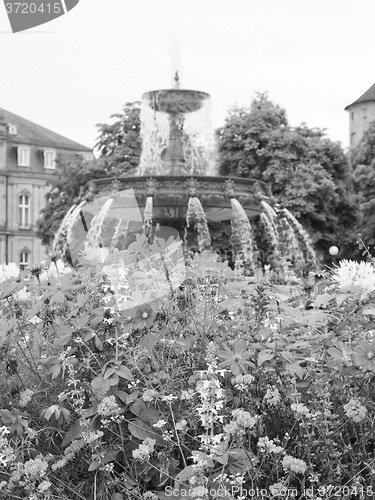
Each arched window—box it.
[19,194,30,228]
[18,146,30,167]
[19,250,29,271]
[44,149,56,169]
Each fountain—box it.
[52,74,317,277]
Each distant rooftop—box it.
[345,82,375,110]
[0,107,92,152]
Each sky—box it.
[1,0,375,152]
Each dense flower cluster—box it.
[132,438,156,461]
[282,455,307,474]
[343,398,367,423]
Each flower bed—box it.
[1,240,375,500]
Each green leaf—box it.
[0,409,15,425]
[128,418,159,441]
[257,349,274,366]
[115,364,134,381]
[61,421,84,447]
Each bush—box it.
[1,239,375,500]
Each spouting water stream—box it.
[186,197,211,252]
[283,207,317,264]
[85,198,114,249]
[230,198,256,273]
[143,196,153,243]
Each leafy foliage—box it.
[2,242,375,499]
[352,120,375,249]
[37,102,142,248]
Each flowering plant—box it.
[1,241,375,499]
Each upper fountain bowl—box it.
[143,89,210,114]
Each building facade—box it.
[0,107,92,268]
[345,82,375,148]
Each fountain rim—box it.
[89,175,266,189]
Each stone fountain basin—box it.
[89,176,263,223]
[143,90,210,114]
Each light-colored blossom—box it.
[332,260,375,293]
[38,480,51,492]
[354,339,375,371]
[175,419,187,431]
[142,389,158,402]
[344,398,367,423]
[23,456,49,479]
[0,262,19,283]
[282,455,307,474]
[97,395,122,419]
[257,436,284,454]
[263,387,281,406]
[291,402,310,417]
[19,389,34,407]
[132,438,156,461]
[233,374,254,390]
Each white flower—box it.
[332,260,375,293]
[153,419,167,429]
[0,262,19,283]
[97,395,122,419]
[344,398,367,423]
[257,436,284,454]
[175,419,187,431]
[142,389,158,402]
[19,389,34,407]
[264,387,282,406]
[38,480,51,492]
[291,402,310,417]
[132,438,156,461]
[282,455,307,474]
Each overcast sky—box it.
[1,0,374,151]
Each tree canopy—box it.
[351,120,375,249]
[217,93,359,258]
[37,102,142,247]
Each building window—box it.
[351,132,356,145]
[18,146,30,167]
[19,251,29,271]
[351,112,354,121]
[0,141,5,168]
[364,108,367,119]
[19,195,30,229]
[44,149,56,169]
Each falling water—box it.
[85,198,114,249]
[138,92,217,176]
[143,196,153,243]
[51,203,77,253]
[138,99,170,175]
[52,200,88,256]
[182,99,218,175]
[186,197,211,252]
[230,198,256,273]
[283,208,318,264]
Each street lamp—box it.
[329,246,339,265]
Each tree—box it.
[37,102,142,247]
[217,93,359,259]
[95,101,142,177]
[36,156,107,247]
[352,121,375,249]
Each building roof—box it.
[345,83,375,110]
[0,107,92,152]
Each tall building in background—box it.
[345,82,375,148]
[0,108,92,267]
